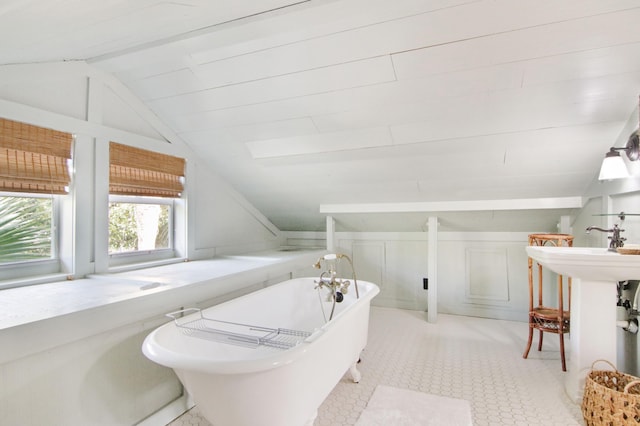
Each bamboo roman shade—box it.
[109,142,185,198]
[0,117,73,194]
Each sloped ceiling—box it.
[1,0,640,232]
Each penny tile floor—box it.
[168,307,583,426]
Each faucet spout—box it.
[586,226,611,233]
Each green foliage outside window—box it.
[0,196,52,263]
[108,202,169,254]
[0,197,171,262]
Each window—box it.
[108,142,184,263]
[0,118,71,280]
[0,193,54,263]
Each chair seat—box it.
[530,307,570,333]
[530,306,570,321]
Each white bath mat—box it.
[355,385,473,426]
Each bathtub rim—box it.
[142,277,379,375]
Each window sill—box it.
[0,272,70,290]
[107,255,186,273]
[0,258,62,290]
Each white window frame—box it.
[108,195,176,267]
[0,191,62,288]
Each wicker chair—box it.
[523,233,574,371]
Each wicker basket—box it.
[582,360,640,425]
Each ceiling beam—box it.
[320,197,583,213]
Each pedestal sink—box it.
[526,246,640,403]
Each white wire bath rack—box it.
[166,308,313,350]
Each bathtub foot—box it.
[349,363,362,383]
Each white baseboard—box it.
[137,393,195,426]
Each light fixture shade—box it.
[598,151,630,180]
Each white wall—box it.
[572,196,604,248]
[325,230,532,321]
[610,190,640,377]
[437,232,531,321]
[612,192,640,245]
[335,233,429,311]
[317,194,639,322]
[1,316,180,425]
[191,163,280,256]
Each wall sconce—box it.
[598,130,639,180]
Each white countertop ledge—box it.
[0,248,325,363]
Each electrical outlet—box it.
[423,278,428,290]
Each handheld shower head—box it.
[313,253,339,268]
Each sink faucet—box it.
[585,223,626,251]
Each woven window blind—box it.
[0,118,73,194]
[109,142,185,198]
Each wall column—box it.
[559,215,572,235]
[427,216,438,323]
[326,215,335,252]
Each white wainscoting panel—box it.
[351,241,386,294]
[464,247,510,304]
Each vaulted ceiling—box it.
[2,0,640,231]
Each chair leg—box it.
[559,332,567,372]
[523,325,534,359]
[537,329,543,351]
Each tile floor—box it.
[168,307,583,426]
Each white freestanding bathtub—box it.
[142,277,379,426]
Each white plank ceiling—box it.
[1,0,640,231]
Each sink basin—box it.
[526,246,640,281]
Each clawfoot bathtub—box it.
[143,277,379,426]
